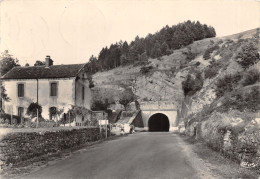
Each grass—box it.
[181,136,259,179]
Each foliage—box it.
[0,50,20,76]
[0,84,10,102]
[182,50,197,62]
[235,42,259,69]
[204,59,222,79]
[215,73,242,98]
[203,44,220,60]
[86,73,95,88]
[91,100,108,111]
[26,102,43,118]
[34,60,45,66]
[119,88,136,110]
[140,65,153,74]
[219,86,260,112]
[25,63,30,66]
[182,71,203,96]
[241,68,260,86]
[84,21,216,73]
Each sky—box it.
[0,0,259,66]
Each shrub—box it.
[204,67,219,79]
[235,42,259,69]
[215,73,242,98]
[182,50,197,62]
[220,87,260,112]
[204,60,222,79]
[140,65,153,74]
[91,100,108,111]
[119,88,136,110]
[203,44,220,60]
[241,68,260,86]
[26,102,42,118]
[182,71,203,96]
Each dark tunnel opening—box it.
[148,113,169,132]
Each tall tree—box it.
[0,50,19,110]
[0,50,20,76]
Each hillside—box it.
[92,28,259,109]
[92,27,260,172]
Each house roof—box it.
[1,64,86,80]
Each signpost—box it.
[98,120,109,138]
[36,108,39,128]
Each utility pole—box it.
[36,108,39,128]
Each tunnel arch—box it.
[148,113,170,132]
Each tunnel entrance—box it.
[148,113,169,132]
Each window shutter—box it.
[51,83,57,96]
[82,86,85,100]
[18,84,24,97]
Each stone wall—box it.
[185,111,260,169]
[0,127,109,170]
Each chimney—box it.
[45,55,53,67]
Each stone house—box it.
[1,56,92,125]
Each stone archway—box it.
[148,113,170,132]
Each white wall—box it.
[75,71,91,109]
[3,78,75,119]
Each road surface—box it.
[23,132,213,179]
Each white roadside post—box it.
[105,119,108,139]
[99,120,102,139]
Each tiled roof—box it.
[1,64,86,79]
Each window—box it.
[18,107,24,117]
[50,82,57,96]
[18,84,24,97]
[82,86,85,100]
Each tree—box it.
[0,50,19,111]
[25,63,30,66]
[235,42,260,69]
[91,100,108,111]
[0,50,20,76]
[182,72,203,96]
[119,89,136,110]
[26,102,42,118]
[34,60,45,66]
[138,52,149,63]
[0,85,10,111]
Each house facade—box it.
[1,56,92,125]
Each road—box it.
[23,132,213,179]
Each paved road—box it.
[24,133,202,179]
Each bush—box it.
[182,50,197,62]
[220,86,260,112]
[204,60,222,79]
[203,44,220,60]
[140,65,153,74]
[26,102,43,118]
[91,100,108,111]
[182,71,203,96]
[235,42,259,69]
[215,73,242,98]
[241,68,260,86]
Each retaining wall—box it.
[185,111,260,169]
[0,127,108,170]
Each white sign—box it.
[98,120,108,125]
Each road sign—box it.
[98,120,108,125]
